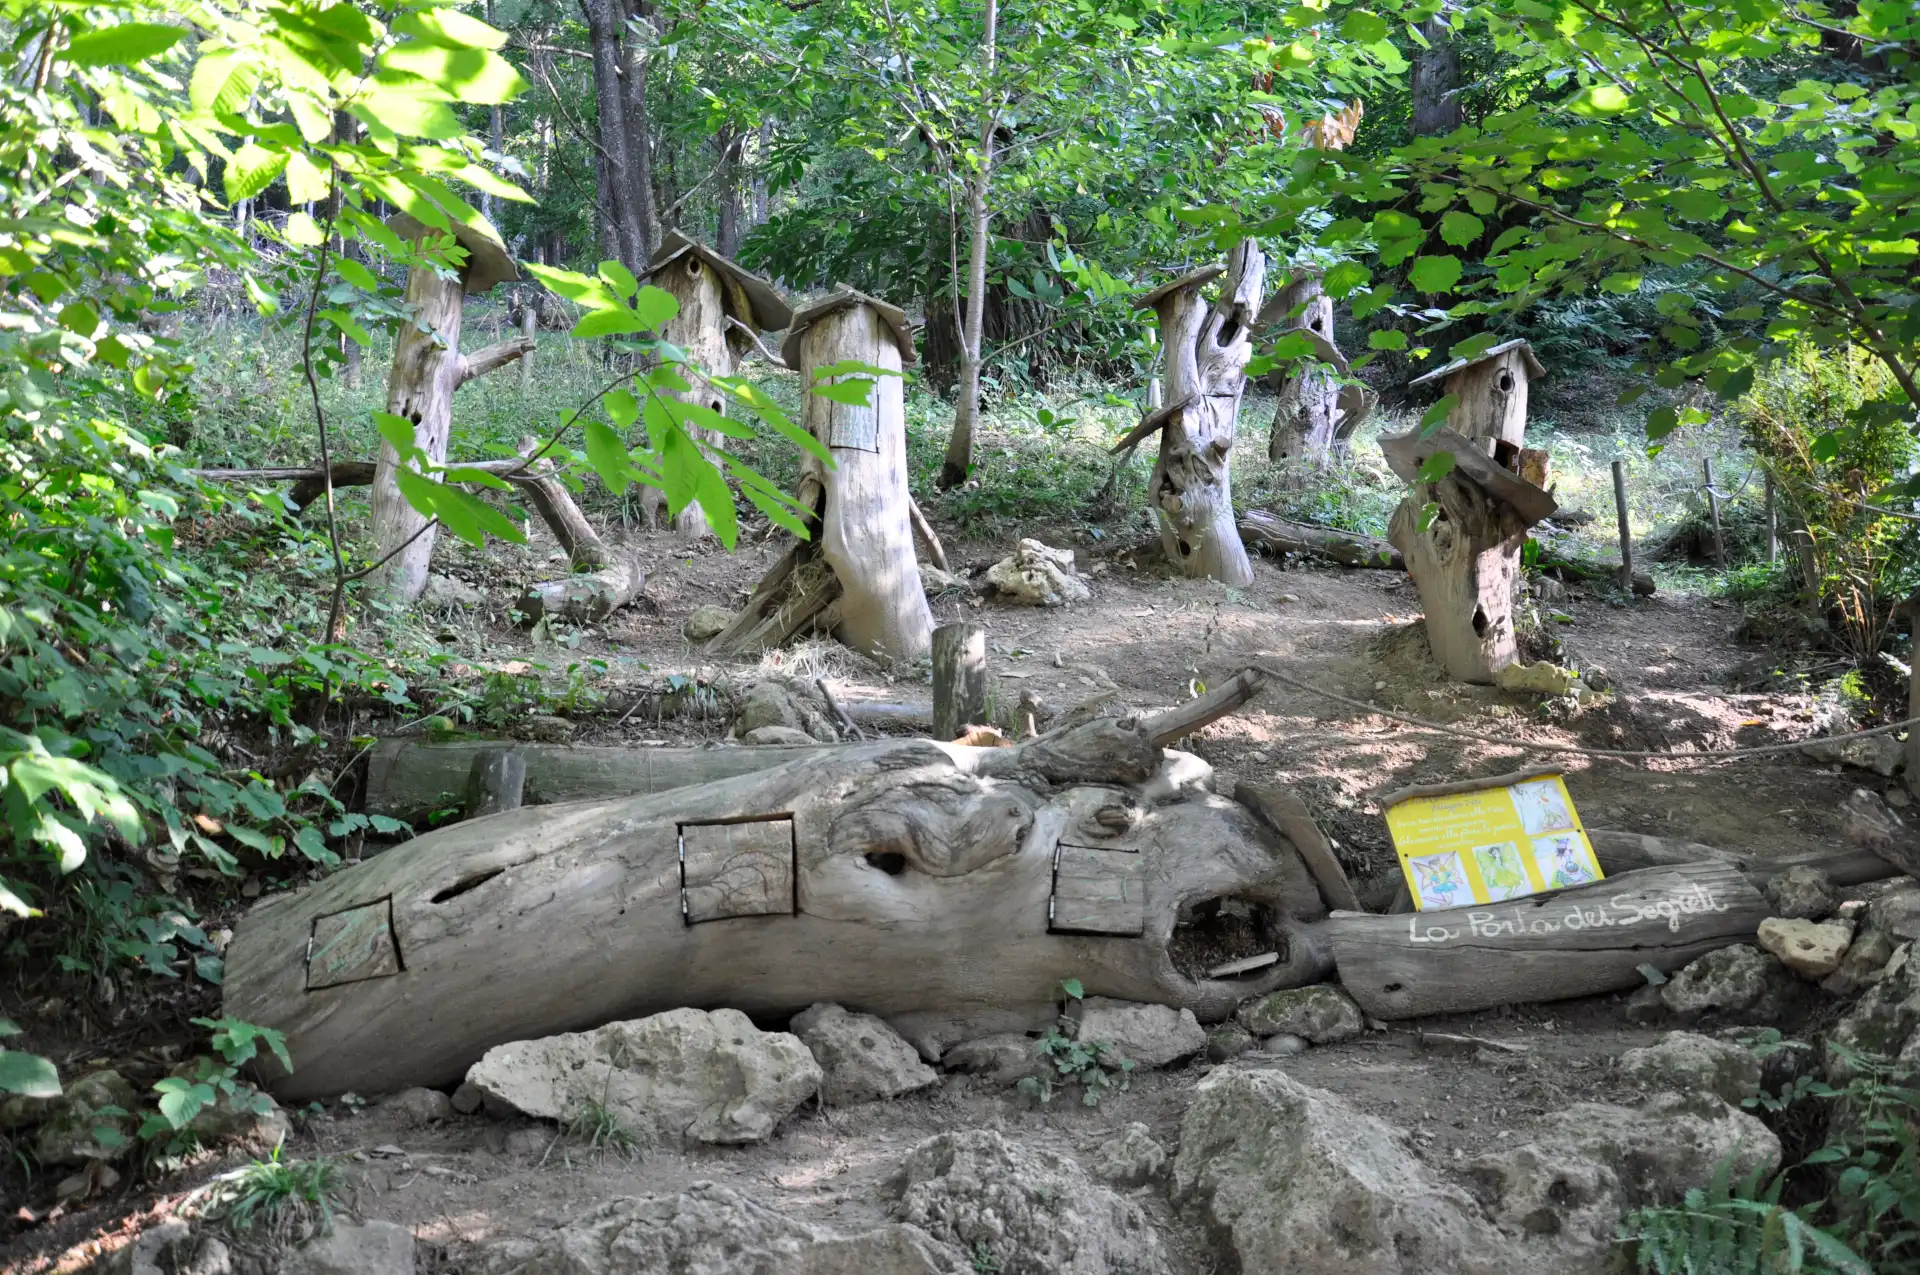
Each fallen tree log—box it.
[1587,827,1899,891]
[1322,860,1768,1020]
[516,556,647,625]
[1238,511,1402,570]
[228,709,1328,1099]
[1533,547,1656,597]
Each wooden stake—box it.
[1611,459,1634,593]
[1703,457,1726,570]
[464,750,526,819]
[932,622,988,740]
[1764,472,1777,564]
[519,304,537,392]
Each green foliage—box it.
[1619,1159,1870,1275]
[140,1018,291,1153]
[0,1017,60,1099]
[564,1096,637,1159]
[201,1146,343,1237]
[1016,978,1136,1108]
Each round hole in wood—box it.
[1498,370,1515,392]
[865,852,907,875]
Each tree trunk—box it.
[1265,275,1341,465]
[933,622,988,739]
[752,119,772,224]
[368,245,468,605]
[582,0,641,268]
[1410,16,1462,137]
[939,163,993,489]
[226,714,1327,1100]
[1145,242,1263,587]
[715,126,742,259]
[621,0,660,262]
[519,303,537,391]
[643,252,734,539]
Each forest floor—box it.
[6,495,1892,1273]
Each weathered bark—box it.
[519,303,537,391]
[620,0,661,261]
[1409,16,1462,137]
[908,499,950,574]
[581,0,642,268]
[940,155,994,489]
[1324,861,1768,1020]
[1263,272,1343,465]
[1588,826,1899,892]
[642,250,734,539]
[1238,511,1402,569]
[1235,782,1361,912]
[227,715,1326,1099]
[464,749,525,819]
[933,622,989,740]
[1140,243,1264,587]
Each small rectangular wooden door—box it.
[680,816,797,924]
[307,898,402,990]
[1050,844,1145,936]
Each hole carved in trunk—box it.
[430,869,504,903]
[1169,893,1281,980]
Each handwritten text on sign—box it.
[1406,881,1732,945]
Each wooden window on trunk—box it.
[306,898,402,990]
[1050,843,1146,937]
[680,815,797,924]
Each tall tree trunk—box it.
[482,0,503,224]
[937,0,997,490]
[1410,16,1461,136]
[752,119,772,224]
[581,0,641,267]
[1267,275,1339,466]
[715,126,742,259]
[641,254,734,540]
[621,0,660,262]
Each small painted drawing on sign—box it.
[1532,833,1597,890]
[1509,779,1575,836]
[1471,841,1532,901]
[1408,850,1470,910]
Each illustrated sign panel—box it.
[680,816,797,924]
[1050,843,1145,936]
[306,898,401,990]
[1386,773,1604,912]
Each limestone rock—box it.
[683,604,735,642]
[1171,1069,1511,1275]
[1765,865,1838,921]
[1066,997,1205,1069]
[894,1130,1169,1275]
[420,574,482,610]
[1089,1122,1167,1188]
[1827,943,1920,1077]
[744,724,818,746]
[919,565,964,596]
[113,1219,231,1275]
[984,540,1091,608]
[1802,733,1904,776]
[1660,944,1805,1020]
[1619,1032,1763,1104]
[185,1090,290,1154]
[287,1220,416,1275]
[34,1069,137,1165]
[1869,882,1920,941]
[790,1003,938,1105]
[478,1182,963,1275]
[379,1086,453,1127]
[1494,661,1582,696]
[1206,1023,1255,1063]
[735,679,839,743]
[1824,928,1896,997]
[1235,985,1365,1044]
[939,1034,1039,1087]
[1757,917,1853,980]
[1261,1033,1310,1056]
[465,1007,821,1147]
[451,1082,484,1115]
[515,714,574,743]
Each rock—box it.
[186,1090,291,1153]
[1802,733,1905,776]
[287,1220,416,1275]
[516,713,574,743]
[380,1087,453,1127]
[1828,942,1920,1076]
[683,604,735,642]
[1869,881,1920,941]
[420,574,482,610]
[465,1007,821,1147]
[1089,1122,1167,1188]
[1757,917,1853,979]
[34,1069,137,1165]
[1066,997,1205,1069]
[1765,865,1838,920]
[502,1126,553,1159]
[1206,1024,1255,1063]
[790,1003,938,1105]
[1171,1069,1511,1275]
[984,539,1091,608]
[450,1082,484,1115]
[1625,983,1671,1026]
[736,679,839,742]
[478,1182,963,1275]
[894,1130,1170,1275]
[1660,944,1806,1020]
[1824,928,1896,996]
[919,565,964,596]
[1234,985,1365,1044]
[743,724,818,746]
[939,1034,1038,1087]
[113,1219,231,1275]
[1619,1032,1763,1104]
[1261,1033,1310,1056]
[1494,661,1582,695]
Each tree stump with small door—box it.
[1382,340,1554,683]
[367,216,533,605]
[637,231,793,540]
[707,288,933,664]
[1128,242,1265,587]
[1262,270,1371,467]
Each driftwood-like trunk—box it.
[227,707,1326,1099]
[1239,511,1402,569]
[644,252,734,539]
[1139,243,1264,587]
[1264,272,1341,465]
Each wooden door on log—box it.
[1051,843,1146,936]
[306,898,403,990]
[679,816,797,923]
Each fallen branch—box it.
[1238,511,1402,570]
[908,499,951,573]
[1141,668,1267,747]
[458,336,537,387]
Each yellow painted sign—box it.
[1385,773,1604,911]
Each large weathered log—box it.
[516,556,647,625]
[1238,511,1402,569]
[1323,861,1768,1020]
[1587,826,1899,891]
[227,722,1328,1099]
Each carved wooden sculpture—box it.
[224,684,1332,1100]
[1383,340,1553,683]
[1261,270,1372,466]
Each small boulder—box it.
[1206,1024,1255,1063]
[112,1219,231,1275]
[1261,1033,1310,1057]
[742,724,818,746]
[920,565,964,596]
[735,679,838,742]
[1757,917,1853,980]
[895,1130,1170,1275]
[939,1034,1039,1087]
[1067,997,1205,1069]
[1494,661,1582,696]
[420,574,482,610]
[1868,881,1920,941]
[1619,1032,1763,1104]
[379,1087,453,1127]
[682,604,735,642]
[515,713,574,743]
[1824,928,1896,997]
[1089,1122,1167,1188]
[1765,865,1838,921]
[286,1220,416,1275]
[790,1003,938,1105]
[184,1090,290,1154]
[1827,942,1920,1077]
[1802,733,1904,776]
[465,1007,821,1148]
[1235,985,1365,1044]
[1660,944,1804,1020]
[450,1082,485,1115]
[984,540,1091,608]
[34,1069,137,1165]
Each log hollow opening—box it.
[429,869,505,904]
[1168,892,1284,980]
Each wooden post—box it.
[1703,458,1726,570]
[464,750,526,819]
[1764,472,1777,564]
[519,304,537,392]
[932,622,988,740]
[1612,458,1634,593]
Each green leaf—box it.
[392,7,509,50]
[1322,261,1370,298]
[65,22,184,67]
[1368,330,1408,351]
[1339,11,1389,43]
[1439,211,1484,248]
[1567,84,1632,116]
[599,261,639,301]
[692,462,738,550]
[1060,978,1085,1000]
[285,153,331,205]
[224,143,288,204]
[0,1051,60,1098]
[1420,394,1460,432]
[630,285,680,331]
[153,1077,209,1129]
[334,258,379,292]
[572,308,651,340]
[284,212,324,247]
[1408,255,1464,294]
[812,379,878,406]
[378,43,526,105]
[1417,451,1456,483]
[605,389,639,428]
[373,412,419,454]
[585,421,632,495]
